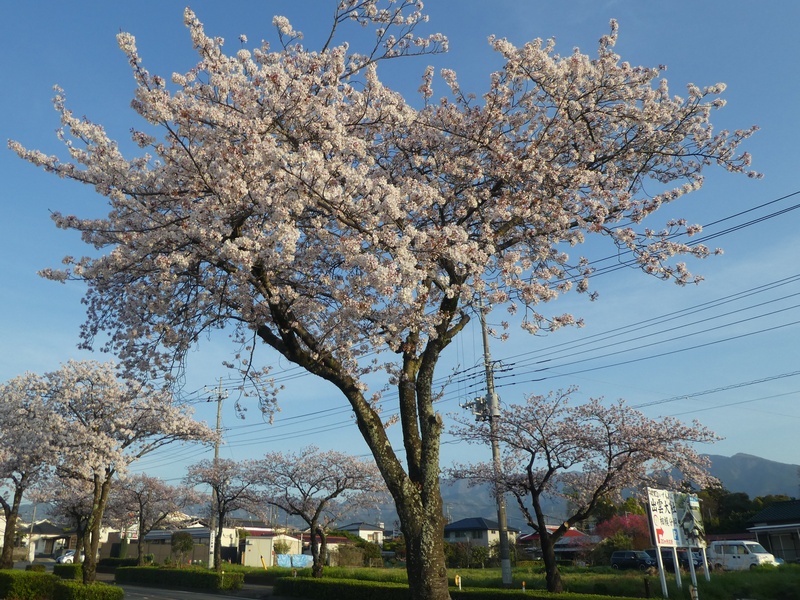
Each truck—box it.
[706,540,778,571]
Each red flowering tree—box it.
[596,514,652,549]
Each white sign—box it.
[647,487,706,549]
[648,488,678,547]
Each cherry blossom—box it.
[448,388,720,592]
[184,458,261,571]
[0,372,57,569]
[43,360,214,583]
[251,446,386,577]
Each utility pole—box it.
[206,378,228,569]
[479,305,513,587]
[461,302,512,586]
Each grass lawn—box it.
[223,561,800,599]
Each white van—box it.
[706,540,778,571]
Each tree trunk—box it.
[137,520,147,565]
[310,523,324,577]
[539,532,563,593]
[0,486,24,569]
[398,493,450,600]
[82,472,114,584]
[214,518,224,571]
[256,295,465,600]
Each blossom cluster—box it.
[9,4,757,405]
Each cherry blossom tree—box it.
[448,388,720,593]
[113,474,202,565]
[252,446,386,577]
[44,360,215,583]
[44,476,96,560]
[0,373,57,569]
[184,458,260,571]
[9,2,757,598]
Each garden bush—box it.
[53,564,82,581]
[25,564,47,572]
[53,580,125,600]
[114,566,243,591]
[0,570,58,600]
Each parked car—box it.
[55,550,84,564]
[611,550,656,570]
[706,540,778,571]
[646,547,703,570]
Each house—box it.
[747,499,800,564]
[518,526,598,562]
[443,517,519,548]
[17,520,71,558]
[337,522,385,546]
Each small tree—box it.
[113,474,202,565]
[450,388,719,593]
[171,531,194,567]
[45,360,215,583]
[184,458,260,572]
[273,539,291,555]
[0,373,57,569]
[595,514,651,550]
[252,446,385,578]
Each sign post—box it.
[647,488,709,599]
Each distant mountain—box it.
[706,453,799,499]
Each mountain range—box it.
[704,453,799,499]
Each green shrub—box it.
[25,564,47,572]
[114,566,243,591]
[53,580,125,600]
[0,569,59,600]
[53,564,83,580]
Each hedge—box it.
[53,564,82,581]
[114,566,243,591]
[273,577,643,600]
[0,570,58,600]
[52,581,124,600]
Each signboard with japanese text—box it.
[646,487,706,549]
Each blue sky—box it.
[3,1,799,500]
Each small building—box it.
[18,520,71,558]
[240,532,303,567]
[337,522,385,546]
[747,499,800,564]
[518,526,598,562]
[443,517,519,548]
